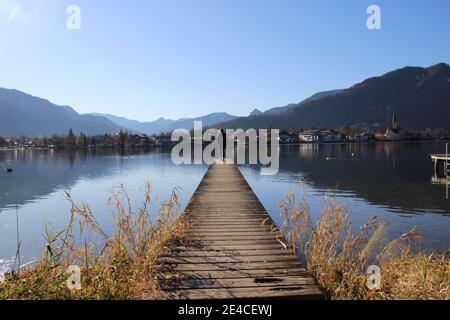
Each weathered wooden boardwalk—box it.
[159,163,323,299]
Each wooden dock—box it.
[159,163,323,300]
[431,153,450,177]
[431,145,450,198]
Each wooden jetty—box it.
[431,154,450,177]
[159,162,323,300]
[431,144,450,199]
[431,143,450,177]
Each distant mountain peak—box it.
[90,112,238,135]
[249,109,263,117]
[261,90,344,116]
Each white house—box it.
[298,130,321,142]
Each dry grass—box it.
[1,180,448,300]
[280,186,449,300]
[0,183,186,300]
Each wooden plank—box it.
[162,249,295,257]
[158,269,309,280]
[161,276,317,290]
[187,214,269,218]
[187,234,281,240]
[188,217,271,221]
[167,244,290,251]
[159,163,323,300]
[160,255,300,264]
[189,226,277,231]
[162,261,305,272]
[186,238,286,243]
[161,286,323,300]
[187,229,277,234]
[187,229,280,235]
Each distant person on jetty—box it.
[219,128,226,162]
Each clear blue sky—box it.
[0,0,449,121]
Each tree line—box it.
[0,129,172,149]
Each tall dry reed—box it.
[280,186,449,300]
[0,183,186,300]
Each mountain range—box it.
[89,112,237,135]
[0,88,123,137]
[260,89,344,116]
[0,63,449,137]
[0,87,237,137]
[218,63,450,130]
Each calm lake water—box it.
[1,142,449,276]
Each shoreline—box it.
[0,138,448,152]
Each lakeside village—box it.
[1,113,450,150]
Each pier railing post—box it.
[446,143,448,178]
[446,143,449,199]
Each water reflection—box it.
[0,142,449,276]
[238,142,450,253]
[0,148,207,275]
[275,143,450,214]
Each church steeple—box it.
[388,108,400,134]
[392,109,398,130]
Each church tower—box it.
[387,108,400,134]
[391,110,399,131]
